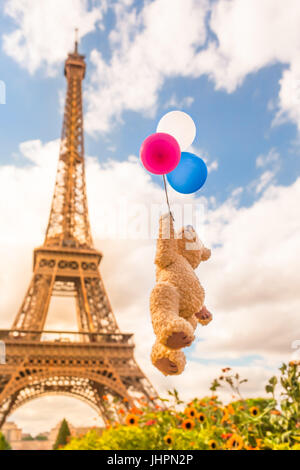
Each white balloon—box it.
[156,110,196,151]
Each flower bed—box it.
[63,363,300,450]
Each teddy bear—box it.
[150,213,212,376]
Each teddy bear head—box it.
[177,225,211,268]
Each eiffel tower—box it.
[0,39,157,428]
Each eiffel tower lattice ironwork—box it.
[0,40,158,428]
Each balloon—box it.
[157,111,196,151]
[140,132,181,175]
[167,152,207,194]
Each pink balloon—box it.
[140,132,181,175]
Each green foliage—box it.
[53,418,71,450]
[35,434,48,441]
[63,363,300,451]
[0,432,11,450]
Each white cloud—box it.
[4,0,300,134]
[163,94,194,109]
[85,0,300,134]
[0,138,299,433]
[2,0,106,75]
[189,0,300,132]
[85,0,209,133]
[256,148,280,168]
[254,169,277,194]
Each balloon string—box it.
[163,174,174,221]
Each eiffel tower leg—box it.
[78,274,120,333]
[11,270,56,334]
[0,391,18,429]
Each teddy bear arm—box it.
[155,213,177,268]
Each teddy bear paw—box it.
[154,357,179,375]
[165,331,194,349]
[195,306,213,325]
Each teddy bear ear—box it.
[201,247,211,261]
[183,225,196,241]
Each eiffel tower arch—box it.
[0,39,157,428]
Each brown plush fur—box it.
[150,213,212,376]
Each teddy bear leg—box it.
[195,305,213,325]
[150,283,195,349]
[151,339,186,376]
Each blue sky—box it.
[0,0,300,433]
[1,1,300,208]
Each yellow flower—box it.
[125,414,139,426]
[209,440,218,450]
[226,434,244,450]
[182,419,195,430]
[250,406,259,417]
[185,407,197,418]
[197,412,206,423]
[164,434,173,446]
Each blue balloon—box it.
[166,152,207,194]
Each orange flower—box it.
[226,434,243,450]
[221,408,230,423]
[155,404,161,410]
[197,412,206,423]
[256,438,263,448]
[123,397,129,403]
[190,442,195,447]
[118,408,125,415]
[182,419,195,430]
[211,415,216,422]
[102,395,108,401]
[125,414,139,426]
[227,404,235,415]
[129,406,143,415]
[270,409,281,415]
[185,407,197,418]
